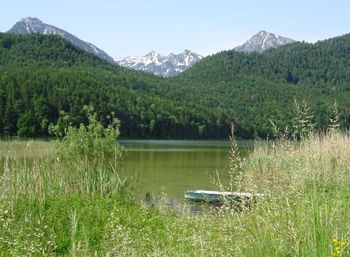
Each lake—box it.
[118,140,252,204]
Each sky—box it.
[1,0,349,59]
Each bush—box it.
[48,106,127,196]
[50,106,123,168]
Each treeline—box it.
[158,76,350,138]
[162,34,350,136]
[0,67,231,139]
[0,33,230,138]
[178,34,350,85]
[1,33,350,139]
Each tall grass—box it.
[101,131,350,256]
[1,130,350,255]
[233,132,350,256]
[0,108,128,256]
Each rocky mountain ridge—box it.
[235,30,296,53]
[8,17,115,64]
[116,50,203,77]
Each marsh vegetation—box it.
[0,106,349,256]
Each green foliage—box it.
[48,111,71,138]
[48,106,128,197]
[16,110,37,138]
[0,33,108,67]
[52,106,122,167]
[1,130,350,255]
[1,32,350,139]
[180,34,350,85]
[0,31,222,139]
[172,34,350,137]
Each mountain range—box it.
[7,17,115,64]
[6,17,296,77]
[4,17,349,139]
[116,50,203,77]
[116,31,295,76]
[1,30,350,139]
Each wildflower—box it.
[332,238,347,257]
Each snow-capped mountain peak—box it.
[8,17,115,64]
[235,30,296,53]
[116,50,203,77]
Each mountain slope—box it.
[8,17,115,64]
[162,34,350,136]
[1,32,350,139]
[235,30,296,53]
[180,33,350,85]
[116,50,203,77]
[0,33,225,139]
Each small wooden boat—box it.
[184,190,264,203]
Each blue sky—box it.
[1,0,349,58]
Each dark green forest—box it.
[0,33,350,139]
[0,33,229,139]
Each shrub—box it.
[51,106,122,167]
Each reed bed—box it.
[0,132,349,256]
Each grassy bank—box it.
[1,132,350,256]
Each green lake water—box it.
[119,140,252,202]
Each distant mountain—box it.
[8,17,115,64]
[235,30,296,53]
[116,50,203,77]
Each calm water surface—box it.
[118,140,252,202]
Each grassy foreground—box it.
[1,132,350,256]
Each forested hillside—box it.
[0,33,228,139]
[1,33,350,139]
[162,34,350,136]
[179,34,350,84]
